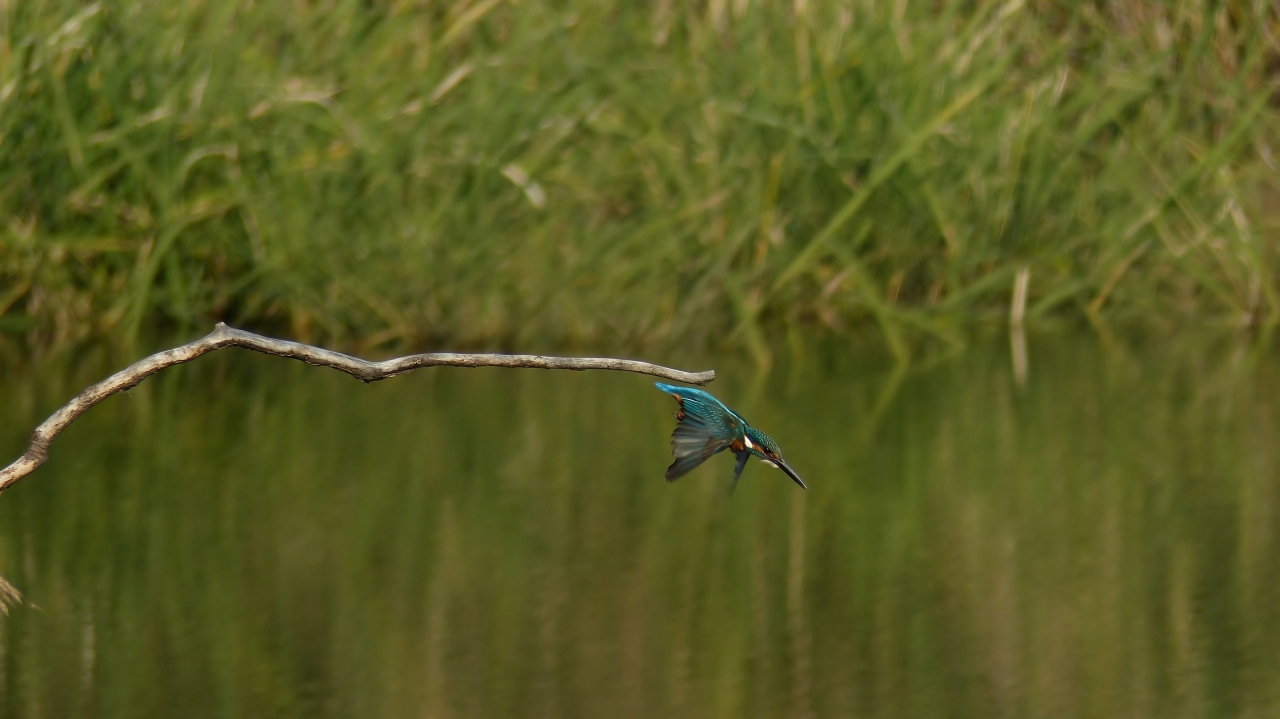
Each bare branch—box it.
[0,323,715,492]
[0,575,19,612]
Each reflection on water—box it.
[2,334,1279,717]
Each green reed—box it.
[0,1,1276,354]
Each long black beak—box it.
[776,457,807,490]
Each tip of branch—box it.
[0,574,22,613]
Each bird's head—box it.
[743,426,806,490]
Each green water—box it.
[1,334,1279,718]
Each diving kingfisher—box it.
[655,382,807,493]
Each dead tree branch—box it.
[0,322,715,493]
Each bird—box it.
[655,382,806,494]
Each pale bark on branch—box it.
[0,322,715,493]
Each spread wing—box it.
[656,383,745,481]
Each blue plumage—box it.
[655,382,806,492]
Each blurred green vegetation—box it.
[3,335,1280,717]
[0,1,1277,356]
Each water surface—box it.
[1,334,1278,717]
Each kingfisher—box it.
[655,382,807,493]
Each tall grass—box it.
[0,1,1277,355]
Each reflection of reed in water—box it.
[1010,267,1030,389]
[1,341,1278,716]
[787,492,813,719]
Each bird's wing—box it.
[729,450,749,495]
[658,385,744,481]
[665,424,731,480]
